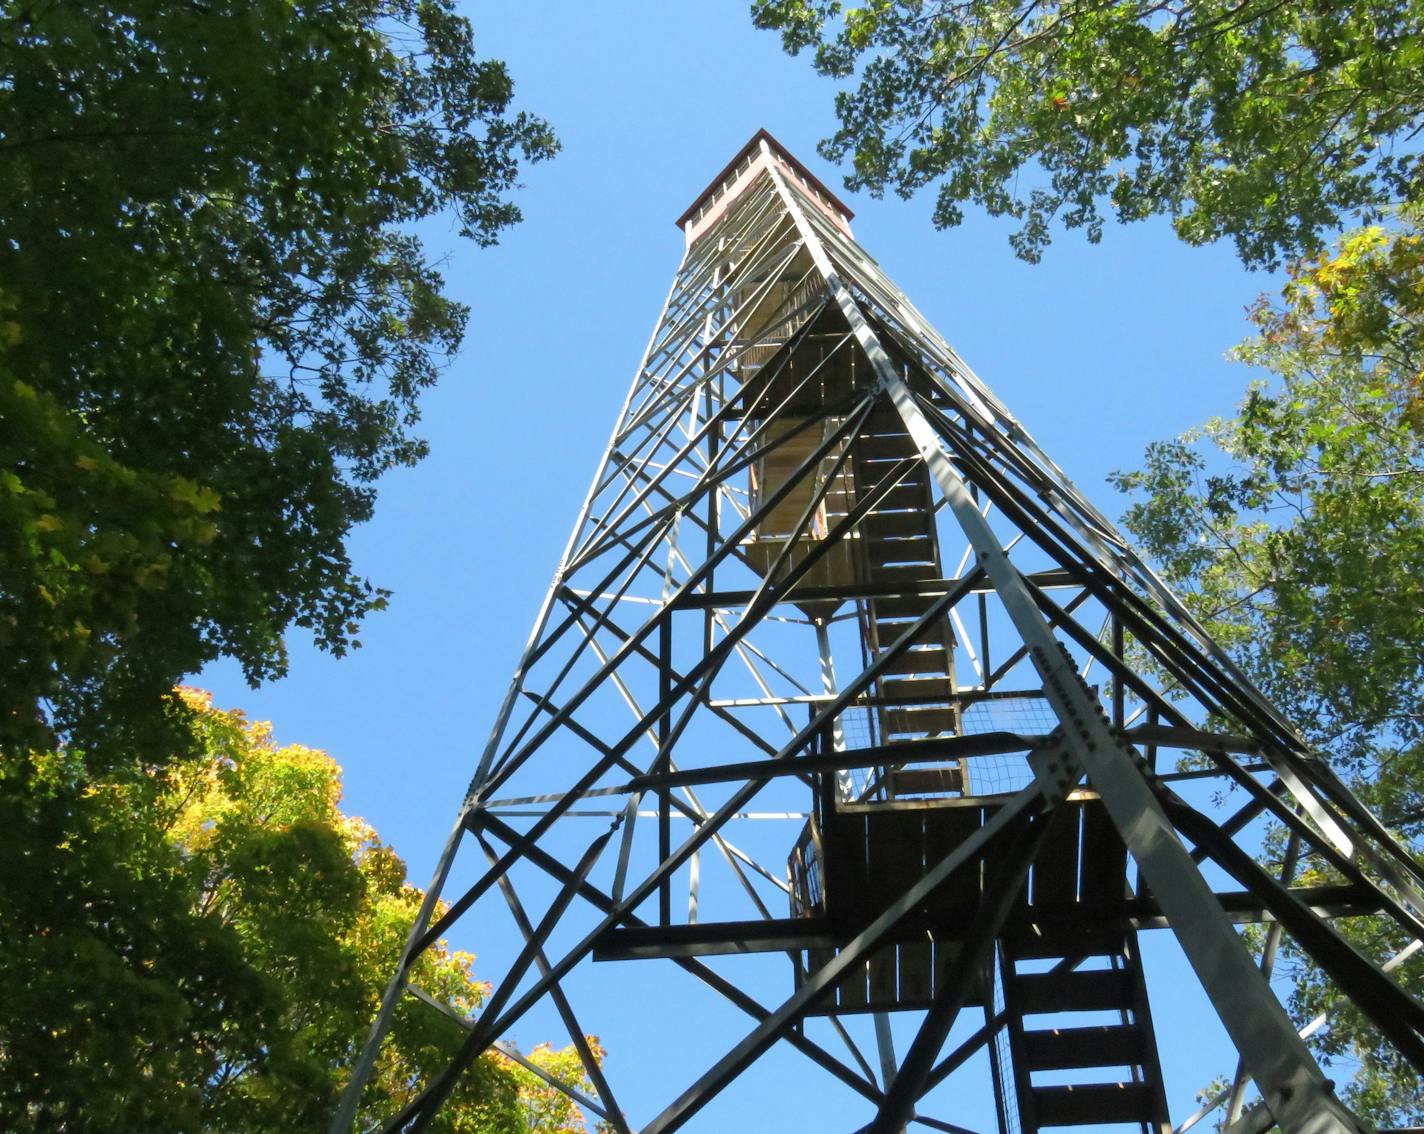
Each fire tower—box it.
[334,132,1424,1134]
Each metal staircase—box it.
[1003,933,1170,1132]
[997,801,1171,1134]
[855,406,963,791]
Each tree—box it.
[0,688,602,1133]
[1110,220,1424,1122]
[502,1040,611,1134]
[0,2,556,769]
[751,0,1424,267]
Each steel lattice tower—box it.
[334,132,1424,1134]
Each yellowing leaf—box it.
[170,476,222,514]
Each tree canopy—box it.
[752,0,1424,266]
[0,688,600,1133]
[1111,220,1424,1121]
[0,7,579,1127]
[0,0,556,769]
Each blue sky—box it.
[202,4,1290,1129]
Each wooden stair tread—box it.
[866,530,934,549]
[867,546,936,570]
[861,510,926,537]
[883,706,958,734]
[859,437,918,460]
[881,647,951,676]
[872,483,926,510]
[881,676,953,702]
[873,594,944,618]
[1013,967,1133,1015]
[1004,922,1128,960]
[1021,1025,1144,1072]
[1031,1082,1157,1126]
[867,563,938,584]
[888,766,964,796]
[874,619,944,648]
